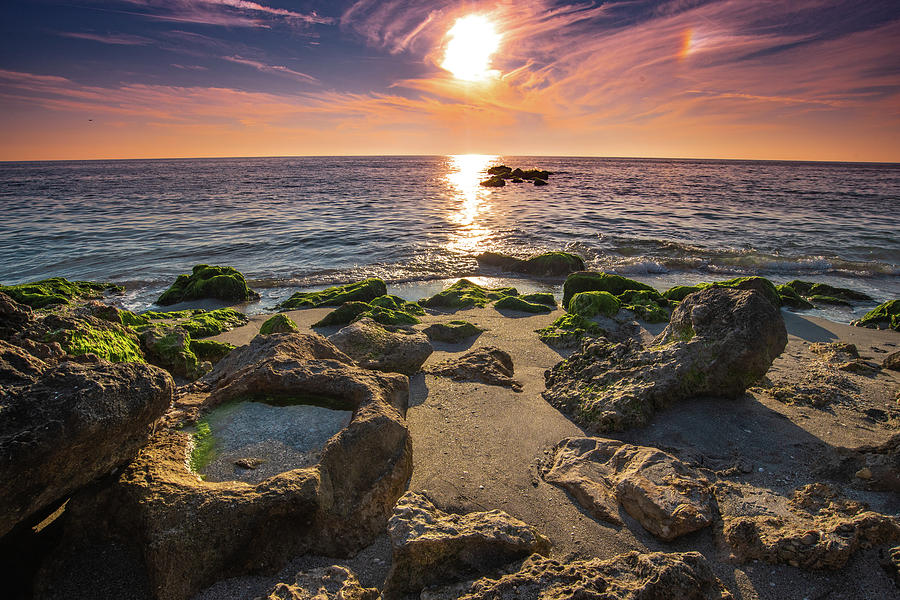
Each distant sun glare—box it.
[441,15,501,82]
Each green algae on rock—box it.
[140,326,208,379]
[422,320,484,343]
[190,339,235,364]
[119,310,152,328]
[536,313,606,348]
[568,291,620,318]
[521,292,557,307]
[313,295,423,328]
[188,421,215,473]
[562,272,659,307]
[494,295,554,313]
[477,251,585,277]
[180,308,248,338]
[776,284,815,309]
[0,277,123,309]
[420,279,518,309]
[616,290,670,323]
[783,280,872,302]
[53,321,145,363]
[259,313,299,335]
[313,301,371,327]
[156,264,260,306]
[662,277,781,308]
[479,175,506,187]
[852,299,900,332]
[278,278,387,310]
[370,294,426,316]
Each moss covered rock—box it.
[420,279,518,309]
[422,320,484,343]
[179,308,248,338]
[776,284,815,310]
[617,290,670,323]
[156,265,259,306]
[480,175,506,187]
[663,285,706,302]
[562,272,659,307]
[259,313,299,335]
[313,301,371,327]
[370,295,425,316]
[495,295,554,313]
[51,320,145,363]
[477,252,585,277]
[140,326,208,379]
[190,339,235,364]
[120,310,152,328]
[0,277,123,309]
[568,291,620,318]
[852,299,900,332]
[521,293,556,307]
[662,277,780,308]
[784,280,872,302]
[536,314,606,348]
[278,278,387,310]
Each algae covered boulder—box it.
[157,264,259,306]
[494,295,553,313]
[852,299,900,332]
[420,279,517,309]
[663,277,780,308]
[0,277,122,309]
[477,251,585,277]
[568,291,620,318]
[479,175,506,187]
[562,271,659,307]
[140,326,209,379]
[422,320,484,343]
[313,295,423,328]
[278,278,387,310]
[260,313,298,335]
[536,313,606,348]
[783,280,872,302]
[43,315,145,363]
[776,284,815,309]
[179,307,247,337]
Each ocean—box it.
[1,155,898,322]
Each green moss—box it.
[359,305,421,326]
[420,279,518,309]
[713,276,781,307]
[536,314,606,346]
[259,313,299,335]
[520,292,556,307]
[369,294,425,315]
[422,320,484,342]
[156,264,260,306]
[517,252,585,276]
[0,277,123,309]
[278,278,387,310]
[616,290,669,323]
[312,301,371,327]
[854,299,900,332]
[180,308,248,338]
[119,310,151,328]
[143,309,204,320]
[784,280,872,302]
[190,339,234,363]
[562,272,658,307]
[141,327,204,379]
[663,284,708,302]
[312,295,422,328]
[807,294,852,306]
[494,295,554,313]
[567,291,620,318]
[776,284,814,310]
[189,421,215,473]
[56,325,145,363]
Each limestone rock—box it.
[883,350,900,372]
[258,566,378,600]
[719,482,900,569]
[544,287,787,432]
[428,346,521,390]
[0,360,174,537]
[0,339,48,386]
[328,317,433,376]
[822,433,900,492]
[422,320,484,343]
[383,492,550,599]
[431,551,733,600]
[543,437,715,540]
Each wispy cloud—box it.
[111,0,333,29]
[223,56,318,83]
[58,31,155,46]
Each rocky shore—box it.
[1,263,898,600]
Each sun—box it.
[441,14,501,82]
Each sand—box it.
[196,305,900,600]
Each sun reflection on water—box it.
[444,154,497,253]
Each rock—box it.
[328,318,432,376]
[177,307,248,337]
[432,551,733,600]
[783,280,872,302]
[382,492,550,599]
[663,277,781,308]
[257,566,378,600]
[428,346,521,390]
[881,546,900,587]
[140,325,209,379]
[314,295,423,328]
[884,350,900,371]
[189,339,234,364]
[616,289,670,323]
[533,178,548,186]
[277,278,387,310]
[567,290,619,318]
[0,290,34,334]
[822,433,900,492]
[43,314,145,363]
[156,264,259,305]
[494,295,553,313]
[0,339,48,386]
[487,165,512,176]
[544,287,787,432]
[420,279,518,309]
[719,482,900,569]
[235,457,266,470]
[0,277,123,309]
[480,175,506,187]
[260,313,299,334]
[0,360,174,538]
[776,283,815,309]
[422,320,484,343]
[810,342,859,360]
[852,299,900,331]
[476,252,584,277]
[543,437,715,540]
[62,332,412,600]
[562,271,659,307]
[535,314,606,348]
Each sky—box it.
[0,0,898,162]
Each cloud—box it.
[223,56,318,83]
[58,31,155,46]
[110,0,333,29]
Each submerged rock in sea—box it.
[328,317,432,376]
[0,358,173,538]
[426,551,733,600]
[718,482,900,569]
[420,279,518,310]
[156,264,260,305]
[544,287,787,432]
[257,566,379,600]
[428,346,521,390]
[382,492,550,600]
[422,320,484,343]
[61,332,412,600]
[476,251,585,277]
[852,299,900,332]
[543,437,715,540]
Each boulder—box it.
[0,291,33,335]
[562,272,659,307]
[719,482,900,569]
[430,551,733,600]
[0,277,122,309]
[544,287,787,432]
[422,320,484,343]
[543,437,715,540]
[156,264,259,305]
[567,290,619,318]
[260,313,299,335]
[0,339,48,386]
[61,332,412,600]
[494,295,553,313]
[428,346,521,390]
[783,280,872,302]
[140,325,209,379]
[0,359,174,538]
[476,252,585,277]
[257,566,378,600]
[479,175,506,187]
[535,314,606,348]
[420,279,517,309]
[883,350,900,372]
[328,318,432,376]
[852,299,900,331]
[383,492,550,599]
[277,278,387,310]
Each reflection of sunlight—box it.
[444,154,497,253]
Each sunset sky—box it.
[1,0,898,162]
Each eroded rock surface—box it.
[383,492,550,599]
[821,433,900,492]
[257,566,378,600]
[543,437,715,540]
[544,287,787,432]
[328,317,432,376]
[428,346,521,391]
